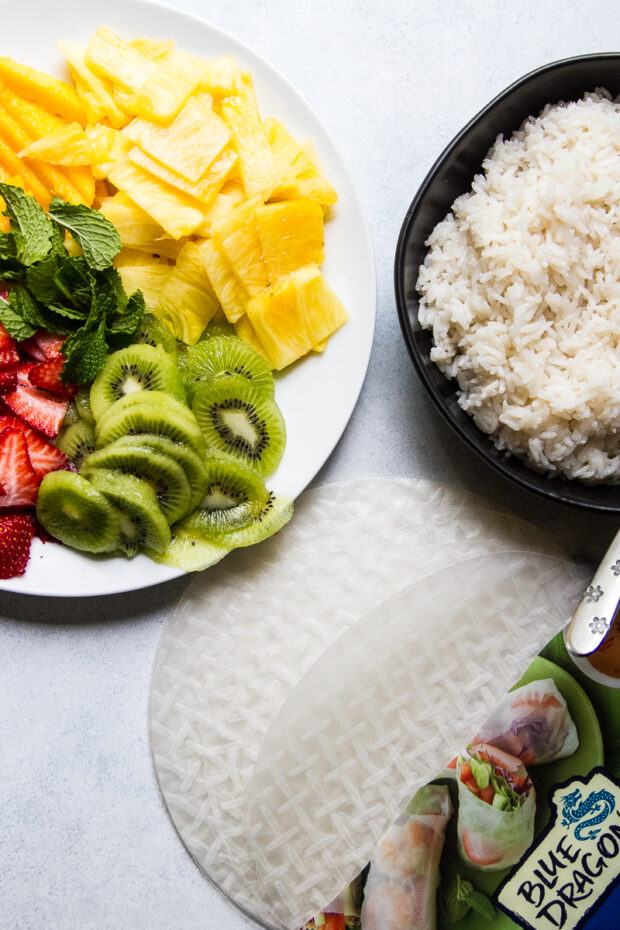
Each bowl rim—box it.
[394,52,620,514]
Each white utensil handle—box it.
[565,529,620,656]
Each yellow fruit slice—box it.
[85,27,155,91]
[200,56,242,96]
[0,135,51,207]
[58,40,129,129]
[234,314,273,365]
[107,160,206,238]
[266,118,337,205]
[99,192,186,260]
[117,264,172,312]
[123,93,230,183]
[246,265,349,369]
[254,199,325,281]
[126,50,205,123]
[129,37,175,62]
[20,123,94,165]
[212,198,268,298]
[156,241,220,343]
[218,72,282,201]
[0,55,85,125]
[198,237,246,323]
[128,145,237,205]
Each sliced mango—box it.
[123,93,230,182]
[85,27,155,91]
[0,135,51,207]
[126,50,205,123]
[254,199,324,281]
[0,55,85,125]
[107,160,206,238]
[20,123,94,165]
[156,241,220,343]
[246,265,348,369]
[198,237,246,323]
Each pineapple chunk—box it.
[115,248,167,267]
[156,241,219,343]
[200,56,242,96]
[266,118,337,205]
[127,50,205,123]
[194,191,238,237]
[85,27,155,91]
[107,160,207,238]
[86,125,131,179]
[20,123,94,165]
[58,41,129,130]
[99,192,186,259]
[0,56,85,124]
[212,197,268,297]
[123,93,230,183]
[218,72,282,201]
[246,266,349,369]
[254,199,325,281]
[234,314,273,365]
[117,263,172,312]
[130,37,175,61]
[198,237,246,323]
[128,145,237,205]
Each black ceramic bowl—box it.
[395,54,620,514]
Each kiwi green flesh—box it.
[75,386,95,424]
[113,433,207,511]
[180,491,293,549]
[90,344,186,423]
[192,376,285,478]
[36,471,121,553]
[56,421,96,469]
[82,442,193,525]
[95,391,205,457]
[146,528,229,572]
[88,468,171,556]
[182,336,274,404]
[135,312,178,357]
[184,455,270,539]
[60,401,80,430]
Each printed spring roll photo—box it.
[471,677,579,765]
[456,743,535,871]
[360,784,453,930]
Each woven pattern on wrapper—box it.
[149,477,586,929]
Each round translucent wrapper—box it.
[149,477,588,929]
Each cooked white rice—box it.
[417,91,620,483]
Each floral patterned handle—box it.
[565,529,620,656]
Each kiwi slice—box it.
[183,454,269,536]
[182,488,293,549]
[36,470,121,553]
[60,401,80,430]
[146,526,229,572]
[82,439,193,525]
[90,344,185,422]
[95,391,205,457]
[192,376,285,478]
[182,336,274,404]
[89,468,171,556]
[56,421,96,469]
[135,312,178,357]
[114,433,208,511]
[75,386,95,424]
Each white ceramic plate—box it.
[0,0,375,597]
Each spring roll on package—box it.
[150,477,620,930]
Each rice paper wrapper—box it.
[149,477,587,930]
[471,677,579,765]
[360,785,452,930]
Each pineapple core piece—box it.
[247,265,349,370]
[85,27,155,91]
[254,199,325,281]
[127,50,205,123]
[156,241,220,343]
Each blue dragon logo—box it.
[560,787,616,841]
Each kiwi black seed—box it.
[90,344,185,422]
[192,375,285,477]
[81,438,193,525]
[135,312,178,357]
[185,454,270,540]
[56,420,96,469]
[95,391,205,457]
[182,336,274,405]
[36,470,121,553]
[88,468,171,556]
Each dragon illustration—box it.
[560,787,616,841]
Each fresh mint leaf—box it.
[109,289,145,335]
[0,258,24,280]
[0,182,52,265]
[49,222,67,258]
[443,876,470,922]
[26,256,62,305]
[46,303,89,321]
[55,256,92,308]
[61,320,109,384]
[9,286,47,328]
[0,295,36,340]
[454,876,495,920]
[48,198,121,271]
[91,268,121,324]
[0,231,18,260]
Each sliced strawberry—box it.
[2,364,69,439]
[0,342,20,368]
[0,322,13,350]
[0,512,35,578]
[0,368,17,394]
[20,330,66,362]
[0,414,69,479]
[28,357,77,400]
[0,427,38,508]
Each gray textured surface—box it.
[1,1,619,928]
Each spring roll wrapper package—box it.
[149,477,588,929]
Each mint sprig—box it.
[0,183,144,384]
[443,875,496,922]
